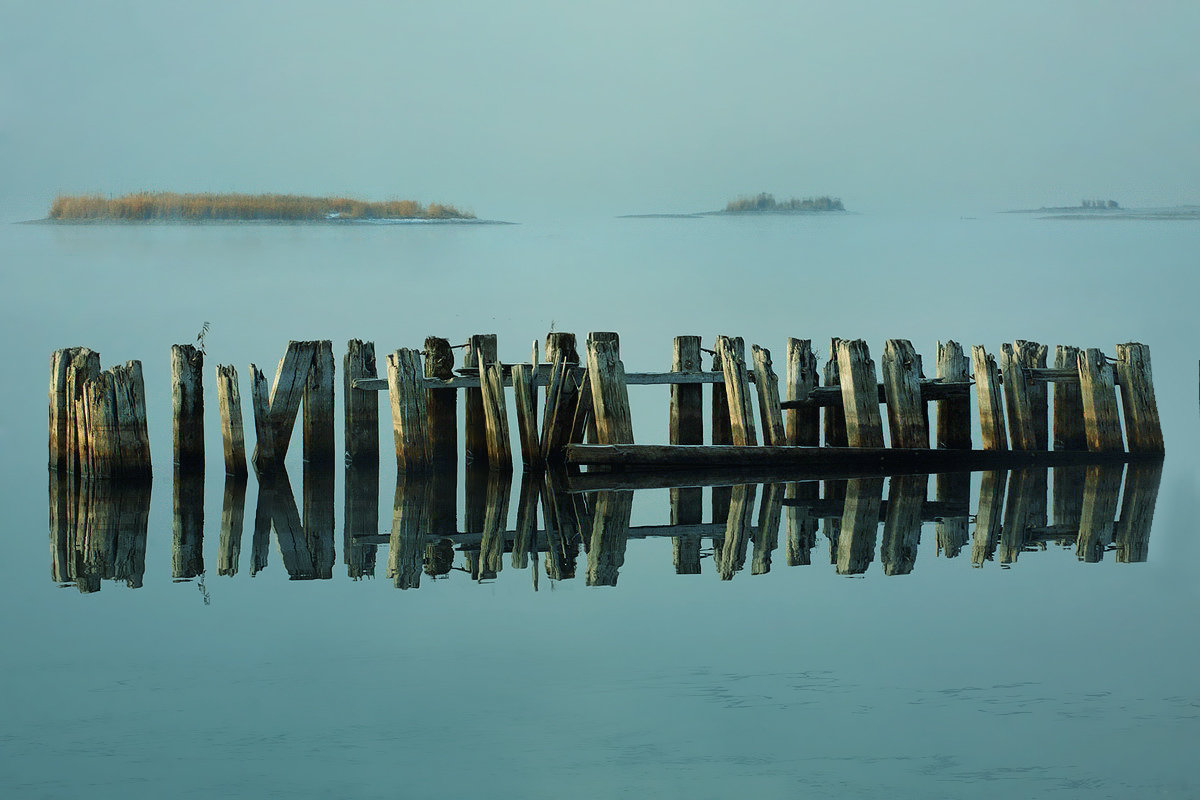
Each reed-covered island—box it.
[719,192,845,214]
[46,192,477,222]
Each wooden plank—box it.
[782,380,971,409]
[1052,345,1086,450]
[971,346,1007,451]
[936,340,971,449]
[463,334,497,467]
[1115,343,1164,453]
[1077,348,1124,452]
[1000,342,1037,450]
[751,344,786,445]
[823,338,847,447]
[716,336,756,446]
[303,340,335,465]
[478,353,514,470]
[170,343,205,469]
[971,470,1006,567]
[215,364,247,476]
[1075,464,1123,562]
[836,477,883,575]
[569,367,595,444]
[586,332,635,445]
[882,474,926,575]
[836,339,884,448]
[1016,340,1049,448]
[671,336,704,446]
[386,348,430,473]
[785,339,819,446]
[1115,461,1162,563]
[423,337,457,469]
[352,368,756,392]
[512,363,542,469]
[882,339,929,449]
[344,340,379,465]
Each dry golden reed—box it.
[49,192,474,221]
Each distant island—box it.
[620,192,847,219]
[1004,199,1199,220]
[43,192,488,223]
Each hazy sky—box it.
[3,1,1198,219]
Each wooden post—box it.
[971,470,1006,566]
[586,332,635,444]
[64,348,100,475]
[303,340,335,465]
[971,346,1008,451]
[215,365,247,476]
[716,336,757,446]
[423,337,457,468]
[171,344,204,469]
[463,334,497,467]
[711,337,734,446]
[751,345,786,446]
[544,332,578,365]
[1015,340,1049,448]
[935,340,971,449]
[541,356,579,461]
[1077,348,1124,452]
[882,474,926,575]
[823,338,848,447]
[882,339,929,449]
[1000,343,1037,450]
[248,364,275,468]
[1052,345,1086,450]
[252,340,316,469]
[479,355,514,470]
[49,347,82,471]
[836,477,883,575]
[785,339,819,446]
[82,371,118,477]
[1076,464,1123,562]
[671,336,704,446]
[111,360,151,476]
[512,363,541,469]
[344,340,379,464]
[1115,343,1164,453]
[386,348,430,473]
[836,340,884,448]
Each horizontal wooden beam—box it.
[354,368,742,392]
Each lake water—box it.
[2,212,1198,798]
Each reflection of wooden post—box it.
[882,339,929,449]
[386,348,430,473]
[1052,465,1086,529]
[512,474,539,569]
[882,474,926,575]
[785,482,819,566]
[269,469,317,579]
[388,477,429,589]
[823,478,848,564]
[216,365,248,477]
[171,344,205,469]
[1053,346,1085,450]
[971,470,1006,566]
[1076,464,1123,562]
[250,475,273,576]
[217,476,247,576]
[935,472,970,558]
[1078,348,1124,452]
[172,467,205,580]
[49,472,72,583]
[837,340,884,448]
[344,461,379,579]
[837,478,883,575]
[463,334,497,467]
[344,339,379,465]
[1115,343,1164,453]
[785,339,819,446]
[303,340,335,465]
[823,338,847,446]
[587,490,633,586]
[303,465,336,579]
[751,345,786,446]
[587,332,635,444]
[74,478,151,592]
[972,346,1007,450]
[936,340,971,449]
[999,469,1037,565]
[752,483,783,575]
[1116,462,1162,563]
[478,471,512,579]
[541,474,579,580]
[716,483,754,580]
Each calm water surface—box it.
[2,212,1198,798]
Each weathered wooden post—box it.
[463,334,497,467]
[936,340,971,449]
[971,346,1007,451]
[249,364,274,467]
[303,340,335,465]
[422,337,457,467]
[823,338,848,447]
[50,348,86,471]
[1015,340,1049,448]
[1000,342,1037,450]
[386,348,430,473]
[836,340,884,448]
[512,362,541,469]
[215,365,247,477]
[478,354,514,470]
[711,337,735,446]
[64,348,101,474]
[716,336,756,446]
[250,340,316,471]
[882,339,929,449]
[544,332,578,367]
[751,344,786,446]
[1052,345,1086,450]
[108,361,151,476]
[83,371,118,476]
[586,332,635,444]
[344,340,379,465]
[785,339,819,446]
[171,344,204,469]
[1115,343,1164,453]
[1077,348,1124,452]
[670,335,703,574]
